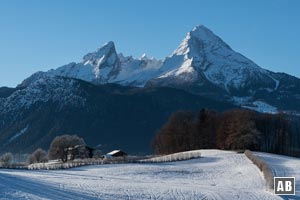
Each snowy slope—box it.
[254,152,300,199]
[0,150,279,200]
[114,53,162,86]
[0,76,85,116]
[242,101,278,113]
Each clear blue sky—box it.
[0,0,299,87]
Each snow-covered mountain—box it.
[21,26,281,92]
[20,25,300,114]
[20,41,163,87]
[150,26,278,92]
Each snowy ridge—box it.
[114,53,163,86]
[21,42,163,87]
[49,41,121,83]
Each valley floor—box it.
[0,150,280,200]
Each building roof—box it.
[107,150,127,156]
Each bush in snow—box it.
[0,152,14,167]
[28,148,48,164]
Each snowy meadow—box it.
[0,150,281,200]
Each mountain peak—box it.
[140,53,147,60]
[174,25,231,56]
[92,41,116,55]
[100,41,115,50]
[189,25,221,41]
[191,25,211,33]
[83,41,117,65]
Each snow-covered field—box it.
[255,152,300,199]
[0,150,279,200]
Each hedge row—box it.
[244,150,274,190]
[139,150,201,163]
[28,156,152,170]
[28,159,104,170]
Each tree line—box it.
[152,108,300,157]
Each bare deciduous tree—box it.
[48,135,86,162]
[152,111,196,154]
[28,148,48,164]
[0,152,13,167]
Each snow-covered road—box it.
[0,150,279,200]
[255,152,300,200]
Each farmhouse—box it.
[106,150,128,157]
[66,145,100,160]
[85,146,96,158]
